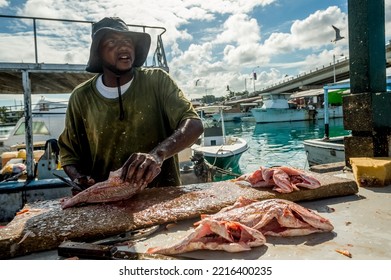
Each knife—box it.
[53,173,84,192]
[92,225,161,245]
[58,241,195,260]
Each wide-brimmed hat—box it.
[86,17,151,73]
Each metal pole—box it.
[324,88,329,139]
[252,66,259,92]
[333,54,336,83]
[22,70,34,180]
[33,19,38,64]
[253,78,255,92]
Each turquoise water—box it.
[221,118,350,177]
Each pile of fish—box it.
[147,197,334,255]
[233,166,321,193]
[61,168,146,209]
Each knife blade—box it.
[58,241,195,260]
[53,173,84,192]
[92,225,161,245]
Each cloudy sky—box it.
[0,0,390,99]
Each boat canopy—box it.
[240,102,259,107]
[289,89,324,99]
[195,105,232,113]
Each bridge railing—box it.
[259,56,350,92]
[259,41,391,93]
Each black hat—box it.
[86,17,151,73]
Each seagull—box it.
[331,25,344,43]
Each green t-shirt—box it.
[58,67,200,187]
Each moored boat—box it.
[250,93,317,123]
[303,136,345,166]
[191,105,249,173]
[2,98,68,149]
[212,102,259,122]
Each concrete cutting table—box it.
[11,170,391,260]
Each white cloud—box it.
[263,6,348,55]
[0,0,8,8]
[215,14,261,45]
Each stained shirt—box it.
[58,67,200,187]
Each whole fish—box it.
[199,197,334,236]
[147,219,266,255]
[234,166,321,193]
[61,168,146,209]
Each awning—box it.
[290,89,324,99]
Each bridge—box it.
[257,42,391,94]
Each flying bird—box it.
[331,25,344,43]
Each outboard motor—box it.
[36,139,63,179]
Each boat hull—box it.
[316,106,343,119]
[212,112,253,122]
[204,153,243,171]
[251,108,313,123]
[191,136,249,171]
[303,136,345,166]
[250,106,343,123]
[0,179,71,223]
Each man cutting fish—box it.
[58,17,203,193]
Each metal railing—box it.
[0,14,169,71]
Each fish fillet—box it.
[61,168,145,209]
[199,197,334,236]
[234,166,321,193]
[147,197,333,255]
[147,219,266,254]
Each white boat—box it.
[2,98,68,149]
[316,106,343,119]
[290,88,343,120]
[250,93,317,123]
[251,91,344,123]
[211,99,260,122]
[191,105,249,172]
[303,136,345,166]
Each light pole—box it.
[252,66,260,92]
[333,54,336,83]
[333,54,344,83]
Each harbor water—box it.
[221,117,350,178]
